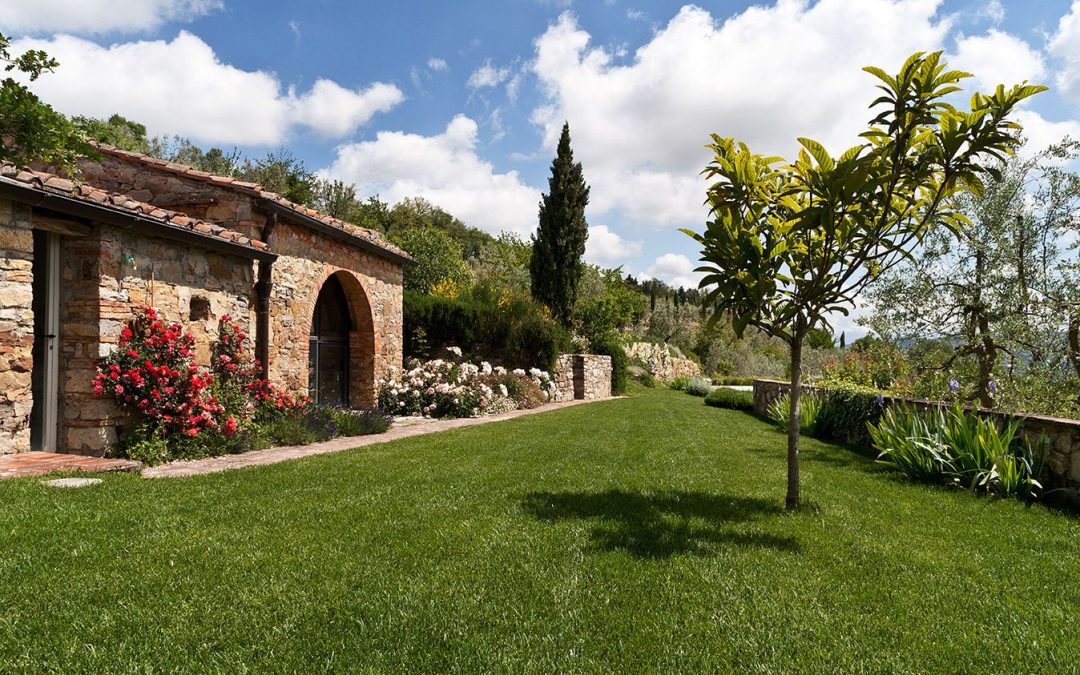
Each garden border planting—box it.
[753,379,1080,490]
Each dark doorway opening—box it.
[308,275,351,405]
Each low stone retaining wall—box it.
[625,342,700,382]
[553,354,613,402]
[753,379,1080,490]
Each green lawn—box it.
[1,388,1077,672]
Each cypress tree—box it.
[531,122,589,326]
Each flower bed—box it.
[378,352,557,419]
[95,306,391,465]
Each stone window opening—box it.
[189,296,212,321]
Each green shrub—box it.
[819,339,913,392]
[590,335,629,395]
[631,368,656,388]
[712,375,756,386]
[766,392,822,435]
[119,425,171,465]
[668,376,691,391]
[403,286,569,370]
[704,388,754,410]
[813,382,884,447]
[685,377,712,397]
[332,407,394,437]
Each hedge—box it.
[403,290,569,370]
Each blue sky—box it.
[6,0,1080,336]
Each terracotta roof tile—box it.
[0,162,271,255]
[89,142,409,262]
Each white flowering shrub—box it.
[378,359,490,418]
[378,352,557,419]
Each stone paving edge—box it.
[143,396,621,478]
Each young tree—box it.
[531,122,590,326]
[0,32,90,172]
[864,140,1080,411]
[684,52,1043,509]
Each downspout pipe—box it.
[255,212,277,379]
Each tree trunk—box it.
[1068,314,1080,380]
[786,336,803,510]
[976,312,996,409]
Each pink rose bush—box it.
[96,306,388,464]
[93,306,224,439]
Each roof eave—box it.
[254,198,414,266]
[0,179,277,263]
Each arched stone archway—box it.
[306,270,376,407]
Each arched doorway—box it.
[308,275,351,405]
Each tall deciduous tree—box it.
[531,122,589,325]
[684,52,1043,509]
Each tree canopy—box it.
[864,140,1080,411]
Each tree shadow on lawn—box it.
[520,490,800,558]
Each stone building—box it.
[0,145,410,456]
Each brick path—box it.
[144,396,616,478]
[0,452,142,479]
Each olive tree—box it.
[864,140,1080,411]
[684,52,1044,509]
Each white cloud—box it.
[289,79,404,139]
[585,225,642,265]
[468,60,511,89]
[645,253,700,290]
[321,115,542,236]
[427,57,449,72]
[1012,110,1080,155]
[950,29,1044,92]
[14,32,402,145]
[530,1,963,228]
[978,0,1005,25]
[0,0,222,35]
[1049,1,1080,108]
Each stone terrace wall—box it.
[625,341,700,382]
[553,354,612,402]
[61,223,255,454]
[0,199,34,453]
[753,378,1080,491]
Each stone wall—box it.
[0,199,34,453]
[752,378,1080,491]
[61,224,255,454]
[625,341,700,382]
[78,155,404,409]
[76,155,267,241]
[265,220,403,407]
[553,354,612,402]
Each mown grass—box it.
[0,388,1077,672]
